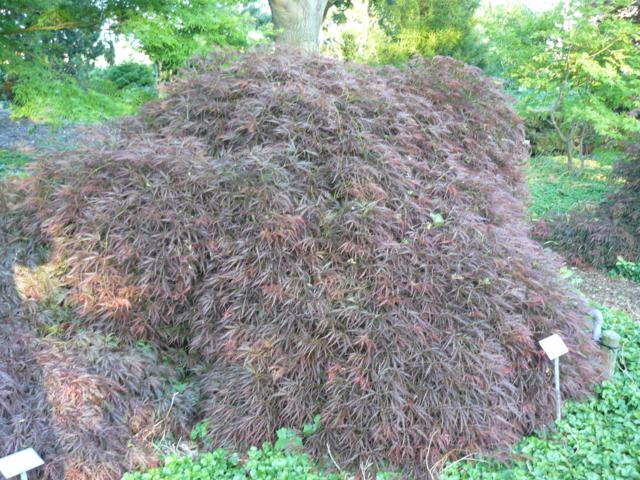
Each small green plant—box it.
[611,257,640,283]
[123,441,342,480]
[429,212,446,227]
[302,415,322,436]
[340,32,359,61]
[190,420,209,442]
[97,62,156,90]
[273,427,304,452]
[274,415,321,452]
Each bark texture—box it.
[269,0,329,52]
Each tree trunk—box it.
[578,124,587,172]
[565,124,576,172]
[566,134,574,172]
[268,0,329,52]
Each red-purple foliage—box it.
[0,205,197,480]
[13,49,605,476]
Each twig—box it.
[326,443,345,473]
[140,391,179,442]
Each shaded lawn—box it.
[527,151,621,220]
[0,148,31,178]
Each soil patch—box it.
[577,268,640,320]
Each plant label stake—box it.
[0,448,44,479]
[539,334,569,422]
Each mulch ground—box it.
[576,267,640,321]
[0,103,77,150]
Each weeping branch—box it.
[0,20,99,35]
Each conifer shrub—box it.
[13,49,606,476]
[100,62,156,90]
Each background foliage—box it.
[10,63,155,124]
[479,0,640,165]
[368,0,482,64]
[533,142,640,269]
[0,0,264,123]
[120,0,262,80]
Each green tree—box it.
[121,0,262,80]
[0,1,115,82]
[369,0,481,63]
[0,0,262,122]
[482,0,640,170]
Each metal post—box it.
[554,357,561,421]
[590,308,603,342]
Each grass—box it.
[0,148,32,177]
[526,151,620,219]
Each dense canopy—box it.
[4,49,605,477]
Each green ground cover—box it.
[0,148,31,177]
[527,151,619,219]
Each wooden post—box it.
[601,330,621,376]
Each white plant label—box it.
[539,334,569,360]
[0,448,44,479]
